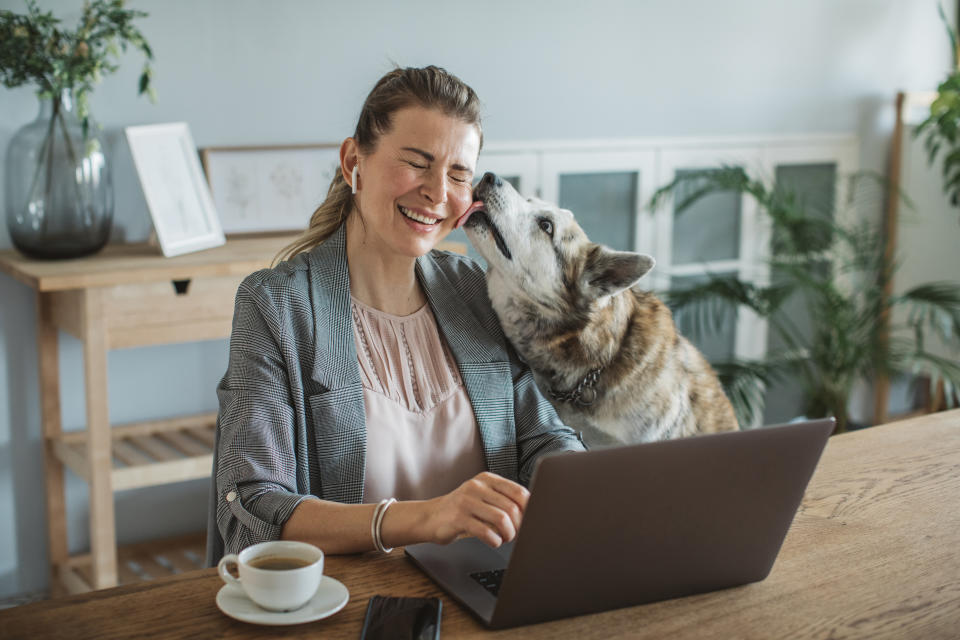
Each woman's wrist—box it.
[379,498,432,549]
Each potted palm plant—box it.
[650,167,960,432]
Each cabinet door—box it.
[656,147,764,367]
[540,150,656,254]
[759,143,856,424]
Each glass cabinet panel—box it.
[558,171,638,251]
[763,162,838,424]
[670,168,741,265]
[774,163,836,221]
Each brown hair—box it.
[275,65,483,264]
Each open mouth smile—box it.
[398,204,441,226]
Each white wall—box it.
[0,0,950,598]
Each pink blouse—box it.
[351,296,487,502]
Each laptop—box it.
[405,418,834,629]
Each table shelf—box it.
[0,235,307,596]
[53,413,217,491]
[61,532,207,594]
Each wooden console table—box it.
[0,235,300,595]
[0,235,465,596]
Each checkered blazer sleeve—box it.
[213,275,315,555]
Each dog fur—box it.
[462,173,739,446]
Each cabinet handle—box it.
[172,279,191,295]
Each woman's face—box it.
[348,105,481,259]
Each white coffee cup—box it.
[217,540,324,612]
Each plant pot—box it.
[4,90,114,259]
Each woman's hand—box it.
[422,472,530,547]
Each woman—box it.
[206,66,585,565]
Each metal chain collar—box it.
[549,367,604,407]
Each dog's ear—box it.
[582,245,655,299]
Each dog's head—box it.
[460,172,655,316]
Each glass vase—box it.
[4,89,114,259]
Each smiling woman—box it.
[206,66,586,567]
[343,106,481,279]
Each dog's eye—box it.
[538,218,554,237]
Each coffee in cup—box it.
[218,540,324,611]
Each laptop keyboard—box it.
[470,569,505,597]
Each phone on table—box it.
[360,595,442,640]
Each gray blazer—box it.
[205,224,585,565]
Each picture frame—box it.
[125,122,226,257]
[199,143,341,235]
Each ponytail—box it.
[274,170,353,265]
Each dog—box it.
[458,172,739,446]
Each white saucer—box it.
[216,576,349,626]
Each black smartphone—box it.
[359,595,442,640]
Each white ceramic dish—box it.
[216,576,349,626]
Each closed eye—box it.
[537,217,554,237]
[406,160,427,169]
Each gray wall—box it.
[0,0,949,598]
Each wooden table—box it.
[1,410,957,639]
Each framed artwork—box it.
[125,122,225,257]
[199,143,341,234]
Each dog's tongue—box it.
[455,201,485,229]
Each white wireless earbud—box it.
[351,163,358,195]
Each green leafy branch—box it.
[0,0,155,136]
[915,3,960,211]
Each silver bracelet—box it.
[370,500,383,551]
[372,498,397,553]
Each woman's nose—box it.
[421,169,447,204]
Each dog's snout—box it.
[479,172,503,188]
